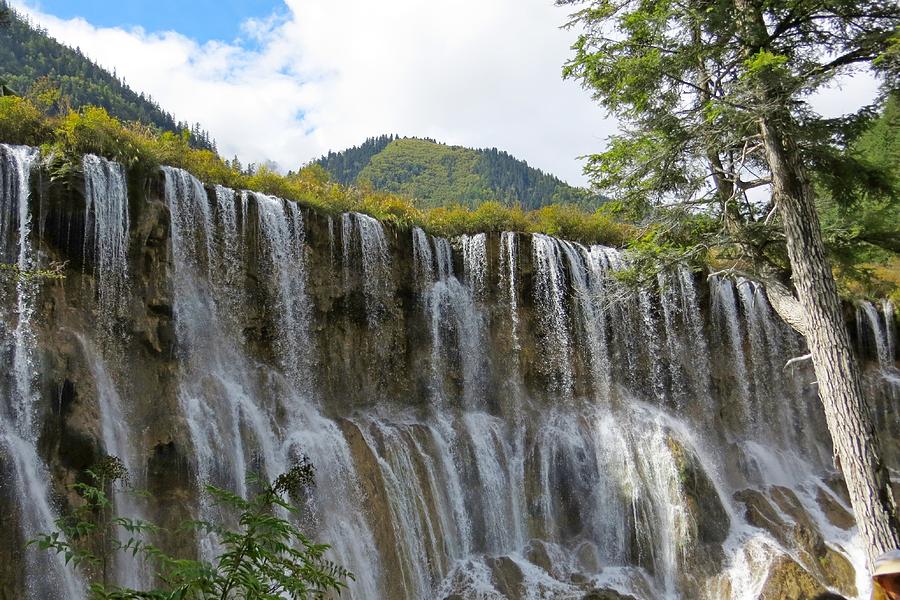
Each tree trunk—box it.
[759,114,900,566]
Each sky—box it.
[13,0,618,185]
[12,1,882,186]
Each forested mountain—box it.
[0,2,216,150]
[316,135,396,185]
[316,135,601,210]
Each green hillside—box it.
[0,2,215,150]
[317,135,601,210]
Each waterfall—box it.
[164,167,271,506]
[457,233,487,298]
[163,175,381,596]
[857,300,900,425]
[342,212,393,324]
[676,268,712,407]
[412,226,435,285]
[710,276,752,426]
[498,231,520,351]
[420,231,487,408]
[0,144,85,599]
[253,192,310,385]
[858,300,897,373]
[435,236,454,281]
[4,152,888,600]
[531,234,574,395]
[74,333,151,590]
[883,300,896,362]
[82,154,130,341]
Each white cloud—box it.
[13,0,615,185]
[10,1,884,187]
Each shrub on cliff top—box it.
[0,95,51,146]
[0,96,633,247]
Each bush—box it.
[33,457,352,599]
[0,98,636,248]
[362,192,424,229]
[0,96,52,146]
[471,201,530,233]
[55,107,154,170]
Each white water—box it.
[342,212,393,324]
[531,234,574,395]
[82,154,129,342]
[0,144,85,599]
[2,154,887,600]
[499,231,520,351]
[74,332,151,589]
[457,233,488,298]
[163,176,381,596]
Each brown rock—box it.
[734,488,789,546]
[815,486,855,530]
[759,556,826,600]
[524,539,555,575]
[487,555,525,600]
[575,541,602,574]
[734,488,857,598]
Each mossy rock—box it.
[734,487,857,598]
[759,556,826,600]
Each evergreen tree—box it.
[559,0,900,566]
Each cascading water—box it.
[74,333,151,589]
[342,211,393,324]
[531,234,574,395]
[498,231,520,351]
[457,233,488,298]
[2,151,889,600]
[253,192,310,385]
[82,154,129,342]
[416,230,488,408]
[163,174,381,596]
[0,144,85,599]
[710,276,753,426]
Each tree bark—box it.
[730,0,900,567]
[759,114,900,565]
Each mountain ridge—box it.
[316,134,602,210]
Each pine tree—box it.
[558,0,900,566]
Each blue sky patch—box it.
[32,0,287,44]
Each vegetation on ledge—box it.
[0,94,633,246]
[0,3,216,150]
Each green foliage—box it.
[0,6,215,150]
[0,95,634,246]
[316,134,396,185]
[0,94,50,145]
[319,135,603,210]
[0,259,67,281]
[558,0,900,295]
[33,456,351,600]
[531,204,633,246]
[55,107,155,171]
[816,92,900,299]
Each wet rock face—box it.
[759,556,827,600]
[734,486,857,598]
[1,154,895,600]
